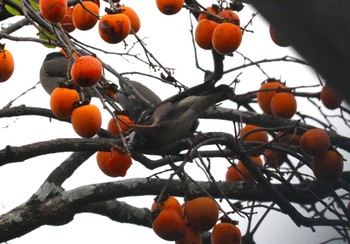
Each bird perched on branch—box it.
[128,83,234,153]
[39,52,70,95]
[116,78,162,122]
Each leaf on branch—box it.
[29,0,39,11]
[4,0,21,16]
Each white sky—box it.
[0,0,348,243]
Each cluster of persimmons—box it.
[40,0,140,43]
[48,54,134,177]
[226,79,344,186]
[151,195,241,243]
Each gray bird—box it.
[39,52,71,95]
[116,78,162,122]
[129,84,234,153]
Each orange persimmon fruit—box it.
[107,148,132,177]
[270,92,297,118]
[71,55,103,87]
[175,225,202,244]
[151,196,182,215]
[236,156,263,180]
[96,151,115,177]
[277,131,301,145]
[211,222,242,244]
[50,87,80,119]
[320,85,343,110]
[257,80,286,115]
[83,0,100,8]
[239,124,268,156]
[39,0,67,22]
[156,0,184,15]
[198,5,220,21]
[72,1,99,30]
[71,104,102,138]
[119,5,141,33]
[300,128,330,156]
[0,48,14,82]
[98,13,131,44]
[152,208,186,241]
[217,9,240,26]
[225,165,241,182]
[312,150,343,183]
[107,115,134,135]
[184,196,219,231]
[195,19,219,50]
[263,149,285,168]
[59,6,75,33]
[269,25,290,47]
[212,22,242,55]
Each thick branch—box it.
[1,175,350,242]
[0,138,115,166]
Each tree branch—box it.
[1,175,350,242]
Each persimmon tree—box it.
[0,0,350,243]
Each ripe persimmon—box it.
[151,196,182,215]
[236,156,263,180]
[218,9,240,26]
[300,128,330,156]
[156,0,184,15]
[71,104,102,138]
[211,222,242,244]
[257,80,286,115]
[320,85,343,110]
[263,149,285,168]
[39,0,67,22]
[225,165,241,182]
[107,148,132,177]
[98,13,131,44]
[175,225,202,244]
[239,124,268,143]
[312,150,343,183]
[152,208,186,241]
[50,87,80,119]
[239,124,268,156]
[184,196,219,231]
[269,25,290,47]
[71,56,103,87]
[107,115,134,135]
[119,6,141,33]
[96,151,115,177]
[0,48,14,82]
[270,92,297,118]
[212,22,242,55]
[72,1,99,31]
[278,131,301,145]
[59,6,75,33]
[198,5,220,21]
[83,0,100,8]
[195,19,219,50]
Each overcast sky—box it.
[0,0,348,243]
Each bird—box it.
[115,78,162,122]
[128,84,234,153]
[39,52,71,95]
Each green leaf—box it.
[38,31,58,49]
[4,4,21,16]
[30,0,40,11]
